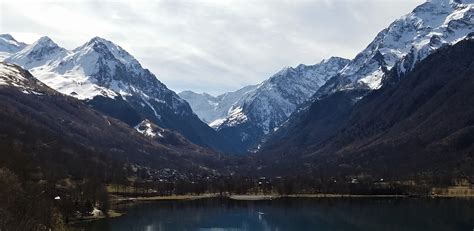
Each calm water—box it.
[79,197,474,231]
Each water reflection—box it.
[79,198,474,231]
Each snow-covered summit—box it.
[69,37,142,74]
[317,0,474,95]
[0,34,15,41]
[3,35,232,153]
[6,36,69,70]
[178,85,257,126]
[187,57,350,152]
[0,34,27,61]
[181,57,350,140]
[219,57,350,134]
[6,36,185,112]
[0,34,27,52]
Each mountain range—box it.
[0,34,27,60]
[181,57,350,153]
[2,1,474,229]
[178,85,257,126]
[181,0,474,153]
[316,0,474,97]
[0,62,222,174]
[0,0,472,170]
[2,36,239,153]
[256,36,474,178]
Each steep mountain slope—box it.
[317,0,474,96]
[0,62,220,172]
[261,89,370,156]
[0,61,56,95]
[259,38,474,178]
[212,57,350,153]
[178,91,218,124]
[185,0,474,154]
[261,0,474,157]
[178,85,257,126]
[0,34,27,60]
[5,36,236,153]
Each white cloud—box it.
[0,0,424,95]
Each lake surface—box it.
[80,197,474,231]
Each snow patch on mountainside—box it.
[224,106,248,127]
[0,62,47,95]
[0,63,26,85]
[134,119,164,138]
[28,67,117,100]
[208,118,226,129]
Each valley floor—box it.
[109,185,474,204]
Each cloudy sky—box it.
[1,0,424,95]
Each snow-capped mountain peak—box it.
[71,37,139,71]
[6,36,162,101]
[81,37,140,69]
[0,34,27,51]
[6,36,68,70]
[0,34,15,41]
[54,38,123,77]
[0,34,27,61]
[318,0,474,95]
[178,85,258,126]
[3,35,233,152]
[36,36,55,45]
[237,56,350,123]
[181,56,351,136]
[184,56,351,152]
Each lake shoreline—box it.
[69,192,473,227]
[110,192,474,204]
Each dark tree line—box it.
[0,139,128,230]
[107,173,440,198]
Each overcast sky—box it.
[1,0,424,95]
